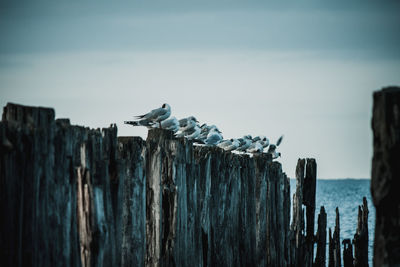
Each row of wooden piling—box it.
[292,158,370,267]
[5,91,398,267]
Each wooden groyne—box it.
[0,102,374,266]
[0,103,295,266]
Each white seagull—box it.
[204,127,223,145]
[155,116,179,133]
[247,140,264,153]
[236,135,253,152]
[217,139,233,149]
[124,103,171,128]
[176,117,198,137]
[266,135,284,159]
[185,125,201,140]
[223,139,240,151]
[179,116,198,127]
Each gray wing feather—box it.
[136,107,166,120]
[276,135,284,146]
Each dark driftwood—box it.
[342,239,354,267]
[353,197,369,267]
[314,206,327,267]
[371,87,400,266]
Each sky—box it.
[1,0,399,178]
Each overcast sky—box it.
[1,1,399,178]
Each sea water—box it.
[290,179,374,265]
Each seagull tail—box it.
[124,120,140,126]
[134,114,146,119]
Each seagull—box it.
[252,135,265,142]
[223,139,240,151]
[185,125,201,140]
[179,116,198,127]
[217,139,233,149]
[154,116,179,133]
[198,123,212,141]
[124,103,171,128]
[236,135,253,152]
[246,140,264,153]
[175,118,198,137]
[204,127,223,145]
[199,124,218,139]
[267,135,284,159]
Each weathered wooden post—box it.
[353,197,368,267]
[329,208,341,267]
[371,87,400,266]
[334,208,341,267]
[342,239,354,267]
[314,206,327,267]
[329,228,334,267]
[290,158,317,267]
[291,159,305,266]
[304,159,317,266]
[117,137,147,266]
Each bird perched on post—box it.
[124,103,171,128]
[223,139,240,151]
[175,116,198,137]
[236,135,253,152]
[267,135,284,159]
[185,124,201,140]
[179,116,199,128]
[246,140,264,153]
[204,126,223,145]
[154,116,179,133]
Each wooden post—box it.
[290,158,317,267]
[353,197,369,267]
[304,159,317,267]
[291,159,305,266]
[314,206,327,267]
[342,239,354,267]
[371,87,400,266]
[329,208,341,267]
[333,208,341,267]
[329,228,334,267]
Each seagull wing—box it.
[135,106,166,120]
[276,135,284,146]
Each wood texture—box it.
[371,87,400,267]
[353,197,369,267]
[0,103,327,267]
[314,206,327,267]
[290,158,317,267]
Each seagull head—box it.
[267,144,276,153]
[162,103,171,111]
[189,116,199,123]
